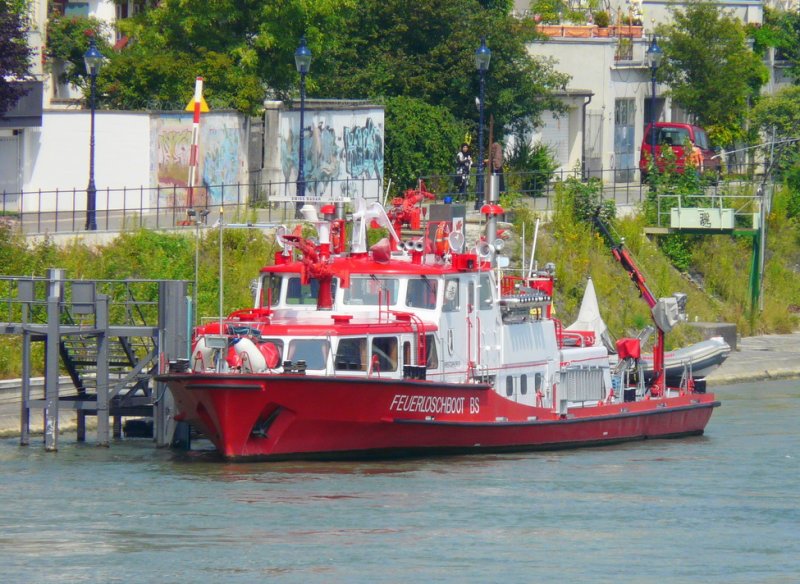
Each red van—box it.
[639,122,720,181]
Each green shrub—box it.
[594,11,610,27]
[506,141,558,198]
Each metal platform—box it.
[0,269,190,451]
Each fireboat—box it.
[156,179,719,460]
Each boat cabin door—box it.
[441,277,469,382]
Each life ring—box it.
[434,222,450,255]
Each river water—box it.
[0,379,797,583]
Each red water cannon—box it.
[385,180,435,242]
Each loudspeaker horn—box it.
[447,231,465,253]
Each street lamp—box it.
[645,35,663,180]
[83,37,103,231]
[474,37,491,211]
[295,37,312,216]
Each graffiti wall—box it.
[277,106,384,201]
[151,113,247,207]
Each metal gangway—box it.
[0,269,190,451]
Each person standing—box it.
[487,140,505,195]
[454,143,473,201]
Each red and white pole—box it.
[186,76,203,216]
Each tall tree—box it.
[313,0,569,140]
[97,0,567,134]
[0,0,33,115]
[657,1,768,146]
[101,0,352,114]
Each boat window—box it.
[343,276,398,306]
[443,278,460,312]
[406,277,438,309]
[535,372,543,391]
[403,341,411,366]
[261,274,281,306]
[425,334,438,369]
[520,374,528,395]
[335,338,367,371]
[287,339,330,370]
[371,336,398,372]
[479,274,493,310]
[506,376,514,397]
[285,277,337,305]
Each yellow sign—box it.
[185,97,210,113]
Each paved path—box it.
[705,332,800,386]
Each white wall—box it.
[22,110,249,213]
[23,111,150,212]
[532,37,657,175]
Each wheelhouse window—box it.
[287,339,329,370]
[261,274,282,306]
[506,376,514,397]
[335,338,367,371]
[285,277,337,306]
[406,277,438,309]
[520,374,528,395]
[443,278,460,312]
[343,276,398,306]
[371,336,398,372]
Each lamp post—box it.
[475,37,491,211]
[83,37,103,231]
[645,35,663,180]
[294,37,312,216]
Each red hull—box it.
[159,373,720,461]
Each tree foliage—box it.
[751,86,800,172]
[657,1,768,146]
[0,0,34,115]
[45,16,111,94]
[383,96,466,189]
[84,0,568,136]
[99,0,352,114]
[751,7,800,83]
[313,0,569,141]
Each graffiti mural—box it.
[152,114,246,207]
[202,126,244,202]
[343,118,383,180]
[278,108,384,200]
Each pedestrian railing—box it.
[0,166,776,236]
[1,176,384,235]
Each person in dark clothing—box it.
[487,140,505,195]
[454,143,472,201]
